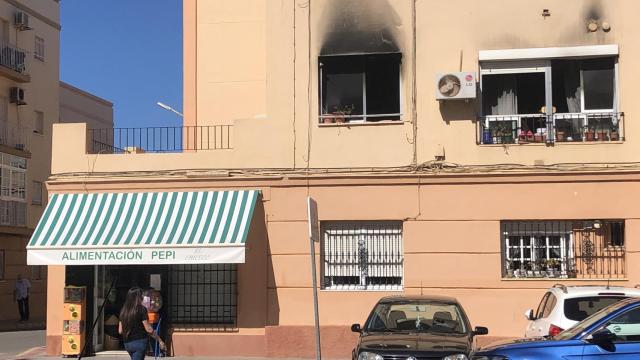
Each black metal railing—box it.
[321,221,404,291]
[87,126,233,154]
[501,220,625,279]
[0,41,27,74]
[479,112,624,144]
[167,264,237,332]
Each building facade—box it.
[0,0,60,326]
[40,0,640,357]
[59,81,114,130]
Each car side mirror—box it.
[589,328,615,345]
[351,324,362,333]
[473,326,489,336]
[525,309,536,321]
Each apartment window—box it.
[32,265,45,280]
[32,181,42,205]
[34,111,44,134]
[480,56,620,144]
[34,36,44,61]
[319,53,401,124]
[0,154,26,226]
[502,220,625,279]
[321,221,403,291]
[0,250,4,280]
[167,264,237,330]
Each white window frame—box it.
[505,234,570,275]
[0,153,26,201]
[319,54,403,123]
[321,221,404,291]
[34,35,44,61]
[579,58,618,114]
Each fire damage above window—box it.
[319,53,401,124]
[480,56,620,144]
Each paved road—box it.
[0,330,45,359]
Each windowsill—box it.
[32,131,44,137]
[319,120,407,127]
[501,278,628,281]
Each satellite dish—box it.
[438,74,461,97]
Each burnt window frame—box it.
[318,53,402,124]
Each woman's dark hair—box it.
[119,287,143,339]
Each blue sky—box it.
[60,0,183,128]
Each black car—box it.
[351,296,488,360]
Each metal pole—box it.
[78,275,118,360]
[309,236,321,360]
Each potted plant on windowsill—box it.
[585,127,596,141]
[506,260,515,278]
[333,104,355,124]
[597,129,608,141]
[610,129,620,141]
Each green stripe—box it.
[227,191,249,244]
[112,193,141,245]
[39,194,69,246]
[179,192,209,245]
[91,193,122,246]
[81,194,110,246]
[239,191,259,244]
[29,194,60,246]
[49,194,80,246]
[151,192,179,245]
[59,194,90,246]
[217,191,239,244]
[166,192,193,245]
[144,192,170,245]
[129,192,159,245]
[197,191,219,244]
[207,191,229,245]
[101,193,132,246]
[71,194,99,246]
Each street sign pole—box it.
[307,197,321,360]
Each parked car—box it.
[351,295,488,360]
[472,297,640,359]
[524,284,640,338]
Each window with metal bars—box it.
[321,221,403,291]
[501,220,625,279]
[167,264,237,331]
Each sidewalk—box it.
[0,319,45,332]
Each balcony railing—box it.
[0,41,28,75]
[87,126,233,154]
[479,112,624,144]
[502,220,625,279]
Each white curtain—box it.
[488,75,518,115]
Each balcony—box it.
[87,126,233,154]
[0,41,30,83]
[479,112,624,144]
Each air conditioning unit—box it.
[14,12,30,31]
[435,72,477,100]
[10,87,26,105]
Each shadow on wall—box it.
[439,100,477,123]
[239,201,276,329]
[319,0,403,55]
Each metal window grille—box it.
[167,264,237,331]
[501,220,625,279]
[0,250,4,280]
[34,36,44,61]
[321,221,403,291]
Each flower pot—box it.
[586,131,595,141]
[534,134,543,143]
[506,269,514,278]
[526,130,534,142]
[597,131,607,141]
[322,115,335,124]
[610,131,619,141]
[556,131,565,142]
[334,113,346,123]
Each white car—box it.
[524,284,640,338]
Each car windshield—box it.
[564,296,626,321]
[554,299,630,340]
[365,301,467,334]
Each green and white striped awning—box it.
[27,190,259,265]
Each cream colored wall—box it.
[59,82,113,129]
[0,0,59,323]
[179,0,640,170]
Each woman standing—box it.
[118,287,166,360]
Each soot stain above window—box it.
[319,0,402,56]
